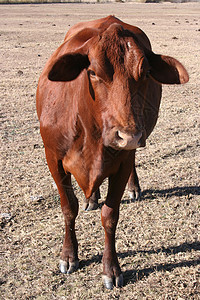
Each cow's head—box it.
[48,24,189,150]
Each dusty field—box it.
[0,2,200,299]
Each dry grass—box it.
[0,3,200,299]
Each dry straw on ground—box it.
[0,2,200,299]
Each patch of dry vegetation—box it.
[0,3,199,299]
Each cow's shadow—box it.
[97,185,199,208]
[79,185,199,284]
[80,241,200,285]
[123,256,200,285]
[121,242,200,285]
[121,185,200,204]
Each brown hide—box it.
[36,16,189,289]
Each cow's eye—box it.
[88,70,96,78]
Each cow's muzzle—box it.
[115,130,142,150]
[104,128,144,150]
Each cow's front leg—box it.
[127,150,141,201]
[101,153,134,289]
[45,149,79,274]
[101,204,123,289]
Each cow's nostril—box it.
[115,130,124,141]
[115,131,128,147]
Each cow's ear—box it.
[48,53,90,81]
[146,52,189,84]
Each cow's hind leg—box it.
[101,153,134,289]
[45,149,79,274]
[127,150,141,201]
[82,188,100,211]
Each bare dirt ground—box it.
[0,3,200,299]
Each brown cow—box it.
[36,16,189,289]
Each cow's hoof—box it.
[82,202,89,211]
[128,190,141,201]
[116,274,124,288]
[102,275,114,290]
[87,202,98,211]
[102,273,123,289]
[82,202,98,211]
[60,259,79,274]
